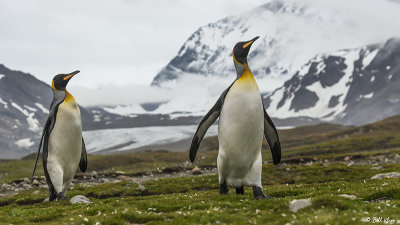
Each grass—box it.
[1,115,400,224]
[1,163,400,224]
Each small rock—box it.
[23,178,30,183]
[289,199,312,213]
[344,156,350,161]
[117,175,131,181]
[70,195,91,204]
[101,178,110,183]
[33,190,40,195]
[1,183,11,189]
[192,166,202,175]
[370,172,400,179]
[338,194,357,200]
[371,166,382,170]
[347,162,354,167]
[43,197,49,202]
[39,184,48,189]
[32,179,40,186]
[22,184,32,189]
[116,171,125,175]
[136,184,146,191]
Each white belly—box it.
[217,80,264,187]
[47,100,82,193]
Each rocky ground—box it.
[2,153,399,199]
[0,165,216,198]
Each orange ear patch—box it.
[232,51,241,65]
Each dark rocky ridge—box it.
[263,38,400,125]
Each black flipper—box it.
[79,138,88,172]
[262,104,281,165]
[32,90,65,200]
[189,82,235,162]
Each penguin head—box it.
[232,36,259,65]
[51,70,80,91]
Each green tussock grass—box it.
[1,163,400,224]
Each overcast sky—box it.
[0,0,266,88]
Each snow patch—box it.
[27,113,41,132]
[363,92,374,99]
[358,92,374,100]
[93,114,101,122]
[15,138,34,148]
[370,76,375,82]
[24,105,37,112]
[386,65,391,70]
[35,103,49,113]
[103,104,147,116]
[12,102,41,132]
[362,49,378,70]
[0,97,8,108]
[83,125,218,153]
[0,74,4,80]
[315,61,325,74]
[12,102,29,116]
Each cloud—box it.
[0,0,266,86]
[70,73,233,117]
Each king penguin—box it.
[32,70,87,201]
[189,37,281,199]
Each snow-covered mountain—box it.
[263,38,400,125]
[152,0,400,93]
[0,64,52,158]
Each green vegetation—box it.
[1,115,400,224]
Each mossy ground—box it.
[1,160,400,224]
[1,116,400,224]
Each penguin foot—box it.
[235,186,244,195]
[219,182,229,195]
[254,195,272,200]
[57,192,69,200]
[252,186,271,200]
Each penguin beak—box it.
[243,36,259,49]
[63,70,80,81]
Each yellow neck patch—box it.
[64,90,76,103]
[236,64,258,89]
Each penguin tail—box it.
[32,135,44,177]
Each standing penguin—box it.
[32,70,87,201]
[189,37,281,199]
